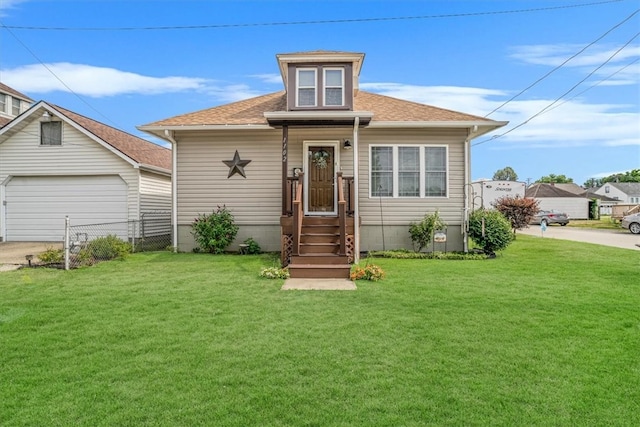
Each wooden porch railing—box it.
[337,172,346,256]
[292,172,304,256]
[283,175,354,217]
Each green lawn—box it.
[1,236,638,426]
[567,215,623,230]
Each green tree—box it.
[536,174,573,184]
[583,178,602,188]
[492,166,518,181]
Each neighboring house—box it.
[139,50,506,277]
[0,101,171,242]
[593,182,640,204]
[525,183,590,219]
[0,83,33,128]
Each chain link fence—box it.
[64,212,171,269]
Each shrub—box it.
[83,235,132,261]
[243,237,261,254]
[37,246,64,264]
[368,250,488,260]
[493,195,539,234]
[409,210,447,252]
[191,206,239,254]
[350,264,385,281]
[259,267,290,279]
[468,209,513,255]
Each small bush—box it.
[37,247,64,264]
[191,206,239,254]
[243,237,261,254]
[409,210,447,252]
[82,235,132,261]
[493,195,539,234]
[259,267,290,279]
[350,264,385,281]
[468,209,513,255]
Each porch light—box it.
[41,111,52,122]
[343,139,352,150]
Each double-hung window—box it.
[296,68,317,107]
[12,98,21,116]
[371,145,448,198]
[41,121,62,146]
[324,68,344,106]
[0,94,6,114]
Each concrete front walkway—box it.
[282,278,357,290]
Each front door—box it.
[307,146,335,214]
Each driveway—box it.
[518,226,640,251]
[0,242,63,270]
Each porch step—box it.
[288,264,351,279]
[290,255,349,265]
[299,242,339,255]
[302,216,340,226]
[300,233,339,244]
[302,225,340,234]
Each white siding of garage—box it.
[0,117,140,241]
[139,170,171,214]
[5,176,128,241]
[535,197,590,220]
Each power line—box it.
[473,32,640,147]
[0,0,625,31]
[0,23,121,129]
[484,7,640,117]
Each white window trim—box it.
[369,144,449,198]
[296,68,317,107]
[323,67,344,107]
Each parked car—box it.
[621,213,640,234]
[530,210,570,226]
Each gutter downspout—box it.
[463,125,476,253]
[164,129,178,253]
[353,117,360,263]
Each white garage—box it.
[5,175,128,241]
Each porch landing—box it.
[282,278,357,291]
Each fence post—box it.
[64,216,70,270]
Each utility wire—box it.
[473,31,640,147]
[484,7,640,117]
[0,0,625,31]
[0,23,121,129]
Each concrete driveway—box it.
[0,242,63,270]
[518,226,640,251]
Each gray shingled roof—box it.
[525,183,584,198]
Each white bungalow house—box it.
[0,101,171,242]
[139,50,506,278]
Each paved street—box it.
[518,225,640,251]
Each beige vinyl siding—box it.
[0,119,140,223]
[357,128,467,226]
[140,170,171,214]
[175,130,283,225]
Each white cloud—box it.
[361,82,640,148]
[0,0,29,16]
[1,63,210,97]
[250,73,283,85]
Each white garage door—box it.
[5,176,128,241]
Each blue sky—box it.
[1,0,638,186]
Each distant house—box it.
[525,183,589,219]
[0,100,171,242]
[593,182,640,204]
[139,50,507,277]
[0,83,33,128]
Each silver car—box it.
[621,213,640,234]
[530,210,570,227]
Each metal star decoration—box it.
[222,150,252,178]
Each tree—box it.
[583,169,640,188]
[493,166,518,181]
[583,178,601,188]
[536,174,573,184]
[493,196,539,235]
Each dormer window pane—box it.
[324,69,344,106]
[41,121,62,146]
[0,94,6,113]
[297,69,316,106]
[12,98,21,116]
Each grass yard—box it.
[568,215,623,231]
[1,236,638,426]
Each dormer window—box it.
[288,63,352,110]
[324,68,344,106]
[296,68,317,107]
